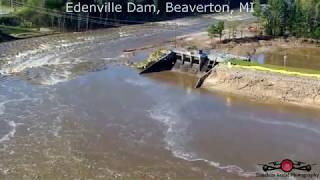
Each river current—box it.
[1,14,320,179]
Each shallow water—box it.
[1,14,320,179]
[253,47,320,70]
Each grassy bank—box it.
[136,48,169,69]
[0,25,35,34]
[229,59,320,78]
[0,25,57,40]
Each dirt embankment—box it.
[203,64,320,108]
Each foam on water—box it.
[0,39,88,74]
[38,76,67,86]
[33,69,72,86]
[156,18,198,26]
[148,101,256,177]
[1,41,88,75]
[125,78,152,87]
[0,35,125,86]
[0,92,40,144]
[0,102,5,115]
[119,31,131,38]
[0,121,17,143]
[49,114,63,138]
[2,54,58,74]
[1,53,102,86]
[0,29,135,86]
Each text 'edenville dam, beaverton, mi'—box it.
[65,2,255,14]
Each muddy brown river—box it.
[254,47,320,70]
[1,14,320,179]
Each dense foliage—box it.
[208,20,224,45]
[254,0,320,39]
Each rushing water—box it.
[1,14,320,179]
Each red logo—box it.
[281,159,294,172]
[260,159,315,172]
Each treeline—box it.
[0,0,251,30]
[254,0,320,39]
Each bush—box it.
[313,27,320,41]
[17,6,54,27]
[20,21,33,28]
[0,16,22,26]
[0,0,10,6]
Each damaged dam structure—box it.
[140,49,248,88]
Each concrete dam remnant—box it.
[140,49,248,88]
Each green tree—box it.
[260,0,320,38]
[253,0,262,17]
[314,27,320,42]
[229,21,239,40]
[207,20,224,48]
[208,24,216,48]
[216,21,225,42]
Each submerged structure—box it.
[140,49,248,88]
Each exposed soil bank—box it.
[203,64,320,109]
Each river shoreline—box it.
[202,64,320,109]
[1,11,320,179]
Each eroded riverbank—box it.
[203,64,320,109]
